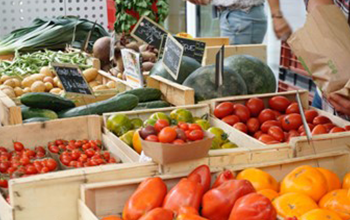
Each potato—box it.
[44,82,53,91]
[126,41,140,52]
[13,78,21,87]
[3,79,16,88]
[117,73,123,79]
[141,52,157,62]
[31,73,46,81]
[93,85,108,91]
[14,87,24,97]
[50,88,62,95]
[0,85,12,90]
[21,77,35,88]
[57,81,63,89]
[89,81,100,88]
[43,76,54,85]
[1,87,15,99]
[0,75,11,84]
[142,62,155,72]
[23,87,31,94]
[83,68,99,82]
[106,81,117,89]
[53,77,59,87]
[31,81,45,92]
[40,66,54,77]
[139,44,148,52]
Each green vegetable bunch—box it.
[115,0,169,34]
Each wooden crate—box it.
[0,90,22,126]
[194,37,230,47]
[202,44,267,66]
[79,149,350,220]
[0,115,143,220]
[103,104,294,164]
[201,90,350,156]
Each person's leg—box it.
[251,5,268,43]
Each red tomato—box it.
[323,123,336,132]
[268,96,291,112]
[330,127,346,133]
[188,124,202,131]
[35,146,46,154]
[285,102,300,114]
[71,150,81,160]
[300,131,306,136]
[0,179,8,188]
[282,113,302,131]
[233,104,251,123]
[25,165,38,175]
[145,135,159,142]
[247,118,260,134]
[211,170,235,189]
[158,127,177,143]
[298,123,315,134]
[214,102,235,119]
[272,110,282,118]
[228,193,277,220]
[233,122,248,134]
[268,126,285,142]
[188,165,211,192]
[60,154,73,166]
[258,109,276,124]
[40,167,50,173]
[222,115,240,126]
[313,115,331,125]
[305,109,318,123]
[154,119,170,132]
[261,120,281,133]
[258,134,276,144]
[286,130,300,143]
[20,157,30,166]
[246,98,265,117]
[13,142,24,152]
[178,122,189,131]
[312,124,327,135]
[188,130,204,141]
[0,147,7,153]
[253,131,264,139]
[85,149,96,158]
[173,139,185,144]
[0,162,10,173]
[139,208,174,220]
[45,159,57,171]
[7,167,16,175]
[345,125,350,131]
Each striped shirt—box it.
[333,0,350,16]
[212,0,264,7]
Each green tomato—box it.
[143,119,157,127]
[120,130,135,147]
[131,118,143,129]
[208,127,228,144]
[170,109,193,123]
[195,119,211,130]
[150,112,171,124]
[221,142,238,149]
[107,114,133,137]
[211,138,222,150]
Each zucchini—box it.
[20,92,75,112]
[120,88,161,102]
[134,100,171,110]
[23,117,51,124]
[21,106,58,120]
[58,94,139,118]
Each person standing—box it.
[187,0,292,45]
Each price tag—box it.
[162,34,184,80]
[121,49,144,88]
[131,16,169,49]
[52,63,93,96]
[215,45,225,89]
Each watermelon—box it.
[224,55,276,94]
[150,56,201,84]
[182,65,248,102]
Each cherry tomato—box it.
[305,109,318,123]
[266,140,281,145]
[35,146,46,154]
[313,115,331,125]
[233,122,248,134]
[0,179,8,188]
[246,98,265,117]
[258,109,276,124]
[246,118,260,134]
[109,157,117,163]
[61,154,73,166]
[20,157,30,166]
[312,124,327,135]
[55,140,64,146]
[25,165,38,175]
[69,161,78,168]
[34,162,43,172]
[40,167,50,173]
[78,154,88,163]
[145,135,159,142]
[103,152,110,161]
[155,119,170,132]
[268,96,291,112]
[85,149,96,158]
[24,149,36,158]
[268,126,285,142]
[36,151,45,158]
[82,143,92,151]
[260,120,282,133]
[71,150,81,160]
[178,122,189,131]
[0,162,10,173]
[282,113,302,131]
[173,139,186,145]
[188,130,205,141]
[158,127,177,143]
[13,142,24,152]
[323,123,336,132]
[0,147,7,153]
[285,102,300,114]
[222,115,240,126]
[74,141,83,148]
[188,124,202,131]
[298,123,315,133]
[214,102,234,119]
[258,134,276,144]
[253,131,264,139]
[345,125,350,131]
[330,127,346,133]
[58,144,66,151]
[7,167,16,175]
[233,104,251,123]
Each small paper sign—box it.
[162,34,184,80]
[131,16,169,49]
[215,45,225,89]
[52,63,93,96]
[121,49,144,88]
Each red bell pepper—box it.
[188,165,211,192]
[211,170,235,188]
[163,178,204,214]
[228,193,277,220]
[202,179,256,220]
[138,208,174,220]
[178,206,199,216]
[123,177,167,220]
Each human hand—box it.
[272,17,292,41]
[329,93,350,117]
[186,0,211,5]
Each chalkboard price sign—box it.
[53,63,93,96]
[162,34,184,80]
[131,16,169,49]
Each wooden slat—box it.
[194,37,230,47]
[0,194,13,220]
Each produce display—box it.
[214,96,350,145]
[100,164,350,220]
[106,108,238,154]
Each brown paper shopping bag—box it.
[288,5,350,99]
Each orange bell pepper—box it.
[138,208,174,220]
[177,214,209,220]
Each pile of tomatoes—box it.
[48,139,118,169]
[139,119,205,144]
[0,142,58,188]
[214,96,350,145]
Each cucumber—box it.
[23,117,51,124]
[20,92,75,112]
[58,94,139,118]
[120,88,162,102]
[21,106,58,120]
[134,100,171,110]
